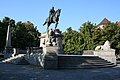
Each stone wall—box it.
[25,53,41,65]
[82,50,94,55]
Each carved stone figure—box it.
[45,29,56,46]
[95,45,103,50]
[95,40,111,50]
[103,40,111,50]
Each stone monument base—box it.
[4,47,13,58]
[94,49,116,65]
[42,47,58,69]
[39,29,64,69]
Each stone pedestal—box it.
[39,29,64,69]
[43,47,59,69]
[94,49,116,65]
[4,47,13,58]
[55,30,64,54]
[40,29,64,54]
[94,40,116,65]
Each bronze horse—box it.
[43,9,61,30]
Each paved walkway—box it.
[0,62,120,80]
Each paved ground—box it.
[0,62,120,80]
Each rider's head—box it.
[52,6,54,10]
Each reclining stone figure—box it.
[95,40,111,50]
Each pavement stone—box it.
[0,62,120,80]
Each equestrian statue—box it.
[43,7,61,30]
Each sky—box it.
[0,0,120,32]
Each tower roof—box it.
[98,18,110,26]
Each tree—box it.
[62,27,81,53]
[0,17,41,51]
[0,20,4,51]
[12,21,28,49]
[79,21,95,50]
[62,22,96,53]
[100,22,120,49]
[62,21,120,54]
[12,21,40,49]
[23,21,40,47]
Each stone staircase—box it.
[1,54,29,64]
[0,52,116,69]
[58,55,115,69]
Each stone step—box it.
[58,55,114,69]
[59,61,113,66]
[58,56,103,60]
[2,54,26,64]
[59,59,110,63]
[59,61,112,65]
[59,57,108,63]
[58,64,115,69]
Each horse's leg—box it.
[43,21,46,26]
[47,23,51,30]
[47,24,49,30]
[55,22,58,29]
[43,18,49,26]
[53,17,59,29]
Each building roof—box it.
[98,18,110,26]
[116,21,120,26]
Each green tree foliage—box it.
[0,17,40,51]
[24,21,40,47]
[12,21,28,49]
[12,21,40,49]
[98,22,120,49]
[62,21,120,53]
[79,21,95,50]
[62,27,82,53]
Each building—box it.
[97,18,110,30]
[116,21,120,27]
